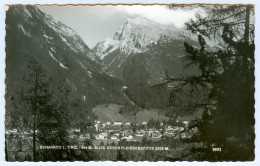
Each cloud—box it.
[112,5,201,28]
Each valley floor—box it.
[92,104,169,123]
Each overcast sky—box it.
[38,5,200,48]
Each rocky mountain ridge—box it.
[92,17,203,83]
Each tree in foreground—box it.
[37,81,71,161]
[21,58,51,161]
[162,5,255,160]
[15,58,72,161]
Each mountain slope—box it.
[122,35,200,85]
[91,17,210,109]
[93,17,202,85]
[5,6,127,128]
[93,17,193,60]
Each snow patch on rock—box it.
[23,7,32,18]
[49,51,58,62]
[87,71,92,78]
[50,47,56,53]
[18,24,31,37]
[59,62,68,69]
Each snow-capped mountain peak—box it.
[91,16,203,78]
[93,17,183,60]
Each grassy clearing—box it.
[92,104,169,123]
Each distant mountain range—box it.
[6,6,209,127]
[92,17,206,85]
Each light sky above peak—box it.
[112,6,200,27]
[38,5,201,48]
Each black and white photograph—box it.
[4,3,255,162]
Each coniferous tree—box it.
[163,5,255,160]
[22,58,50,161]
[116,149,126,161]
[37,80,71,161]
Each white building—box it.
[125,122,131,126]
[148,128,155,134]
[167,125,174,131]
[111,135,118,140]
[191,127,199,133]
[105,121,111,125]
[82,95,86,101]
[12,129,18,133]
[114,121,123,126]
[79,135,85,139]
[182,121,189,125]
[127,135,134,139]
[23,131,30,135]
[135,133,145,137]
[96,133,108,140]
[181,133,187,139]
[95,120,101,124]
[173,126,184,132]
[6,129,18,134]
[167,130,174,135]
[151,132,162,138]
[101,123,106,128]
[114,132,120,136]
[182,121,189,128]
[142,121,148,125]
[135,130,146,137]
[122,86,128,91]
[178,127,184,132]
[94,124,99,131]
[31,129,38,133]
[122,135,134,141]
